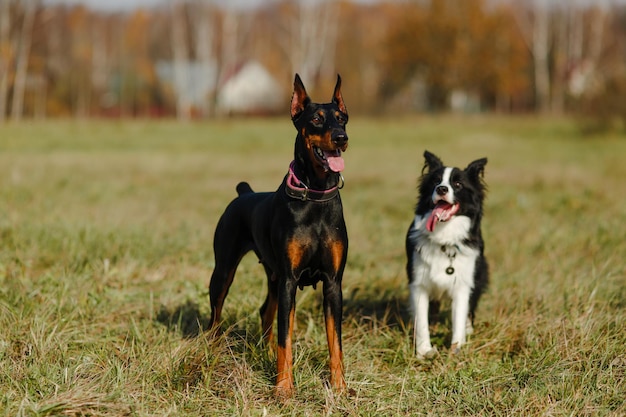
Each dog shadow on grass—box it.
[343,292,409,330]
[155,294,452,352]
[155,300,261,344]
[343,292,453,348]
[156,300,212,339]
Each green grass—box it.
[0,116,624,416]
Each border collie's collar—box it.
[285,161,343,202]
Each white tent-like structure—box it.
[217,61,285,115]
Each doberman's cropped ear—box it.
[291,73,310,120]
[465,157,488,182]
[422,150,443,174]
[332,74,347,115]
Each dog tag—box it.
[446,266,454,275]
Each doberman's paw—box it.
[275,378,295,399]
[331,376,347,392]
[327,380,356,397]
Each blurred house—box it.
[216,61,285,116]
[567,59,596,97]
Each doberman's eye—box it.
[312,114,323,125]
[336,113,346,123]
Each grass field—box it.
[0,116,625,416]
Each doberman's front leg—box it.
[323,279,346,391]
[275,278,297,397]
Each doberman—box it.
[208,74,349,397]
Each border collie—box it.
[406,150,489,358]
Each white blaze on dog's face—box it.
[426,167,460,233]
[432,167,454,205]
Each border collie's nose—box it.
[436,185,448,196]
[332,132,348,147]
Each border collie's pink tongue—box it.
[426,201,460,232]
[325,150,344,172]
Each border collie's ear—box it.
[466,157,488,182]
[332,74,347,115]
[422,150,443,174]
[291,73,310,120]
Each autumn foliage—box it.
[379,0,530,111]
[0,0,624,121]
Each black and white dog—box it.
[406,151,489,358]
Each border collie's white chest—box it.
[408,213,478,296]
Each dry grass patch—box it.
[0,117,624,415]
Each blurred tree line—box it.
[0,0,625,125]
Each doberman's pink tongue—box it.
[325,150,344,172]
[426,202,459,232]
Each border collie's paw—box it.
[417,346,438,360]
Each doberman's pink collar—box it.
[285,161,343,202]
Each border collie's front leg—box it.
[450,286,471,354]
[410,285,437,358]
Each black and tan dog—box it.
[208,74,349,396]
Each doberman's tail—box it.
[236,182,254,196]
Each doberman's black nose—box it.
[332,132,348,147]
[436,185,448,196]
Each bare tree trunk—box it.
[75,74,89,118]
[513,1,552,114]
[568,4,583,63]
[171,0,190,121]
[588,7,605,64]
[220,11,238,82]
[214,11,238,116]
[551,7,567,114]
[215,10,254,116]
[319,4,338,83]
[117,25,128,118]
[0,0,12,122]
[289,0,339,88]
[193,0,215,118]
[91,19,107,116]
[11,0,37,121]
[532,0,550,114]
[34,76,45,119]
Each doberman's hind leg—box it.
[208,220,250,330]
[208,255,245,331]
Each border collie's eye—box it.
[454,181,463,189]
